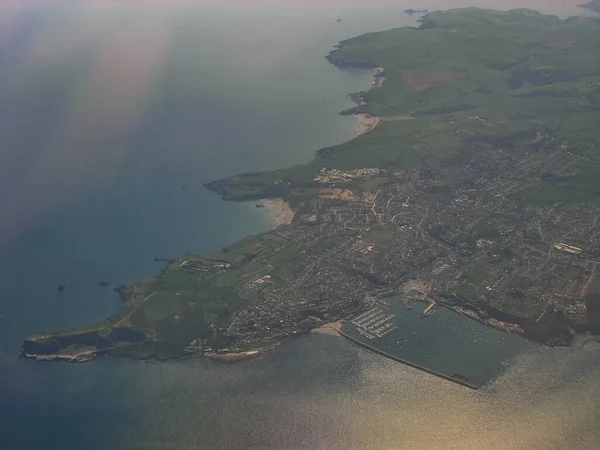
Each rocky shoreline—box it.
[204,348,267,362]
[21,350,97,363]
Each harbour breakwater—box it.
[335,326,479,389]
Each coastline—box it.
[21,350,97,363]
[22,9,597,365]
[205,349,265,362]
[18,33,534,365]
[351,67,384,136]
[450,305,525,336]
[311,321,344,336]
[261,198,295,226]
[353,113,381,136]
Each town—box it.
[21,8,600,362]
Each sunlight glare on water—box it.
[115,337,600,450]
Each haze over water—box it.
[1,1,599,449]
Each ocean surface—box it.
[1,1,599,449]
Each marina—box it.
[352,309,398,339]
[341,296,532,388]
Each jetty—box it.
[421,301,437,318]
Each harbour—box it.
[336,325,479,389]
[340,296,532,388]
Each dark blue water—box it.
[2,2,600,450]
[0,3,406,448]
[0,2,392,350]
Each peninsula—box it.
[22,9,600,364]
[579,1,600,13]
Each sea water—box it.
[1,1,599,449]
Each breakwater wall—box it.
[337,327,479,390]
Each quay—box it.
[421,301,437,318]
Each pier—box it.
[421,301,437,318]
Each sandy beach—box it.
[263,198,294,226]
[311,321,343,336]
[353,113,381,135]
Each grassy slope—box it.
[23,230,301,357]
[208,9,600,203]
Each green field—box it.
[207,9,600,203]
[514,163,600,206]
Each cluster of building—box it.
[554,243,583,255]
[184,123,600,351]
[313,167,383,184]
